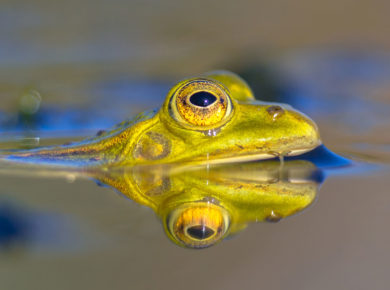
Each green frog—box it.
[3,71,321,167]
[87,160,321,248]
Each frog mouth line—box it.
[191,142,321,166]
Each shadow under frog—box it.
[87,160,323,249]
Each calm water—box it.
[2,1,390,287]
[0,52,390,290]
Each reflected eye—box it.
[171,79,233,128]
[187,225,215,239]
[166,202,230,249]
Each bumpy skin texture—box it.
[3,71,321,167]
[89,160,320,248]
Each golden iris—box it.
[171,79,233,128]
[167,202,230,249]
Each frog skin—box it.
[2,71,321,167]
[86,160,322,249]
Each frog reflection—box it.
[88,160,323,249]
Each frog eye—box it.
[166,202,230,249]
[171,79,233,128]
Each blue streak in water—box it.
[286,145,351,169]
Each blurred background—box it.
[1,1,390,289]
[2,0,390,99]
[2,0,390,75]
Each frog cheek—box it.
[164,202,230,249]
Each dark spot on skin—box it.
[187,225,214,240]
[236,144,244,149]
[189,91,217,107]
[265,211,282,223]
[96,130,106,136]
[266,105,284,120]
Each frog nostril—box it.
[266,105,285,120]
[189,91,217,107]
[187,225,215,240]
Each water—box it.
[1,53,390,290]
[1,1,390,287]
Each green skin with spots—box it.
[2,71,321,167]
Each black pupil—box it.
[187,225,215,240]
[189,92,217,107]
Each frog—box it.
[85,159,322,248]
[1,71,321,167]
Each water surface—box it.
[1,53,390,290]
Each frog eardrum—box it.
[169,79,233,128]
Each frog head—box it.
[133,71,321,165]
[3,71,321,167]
